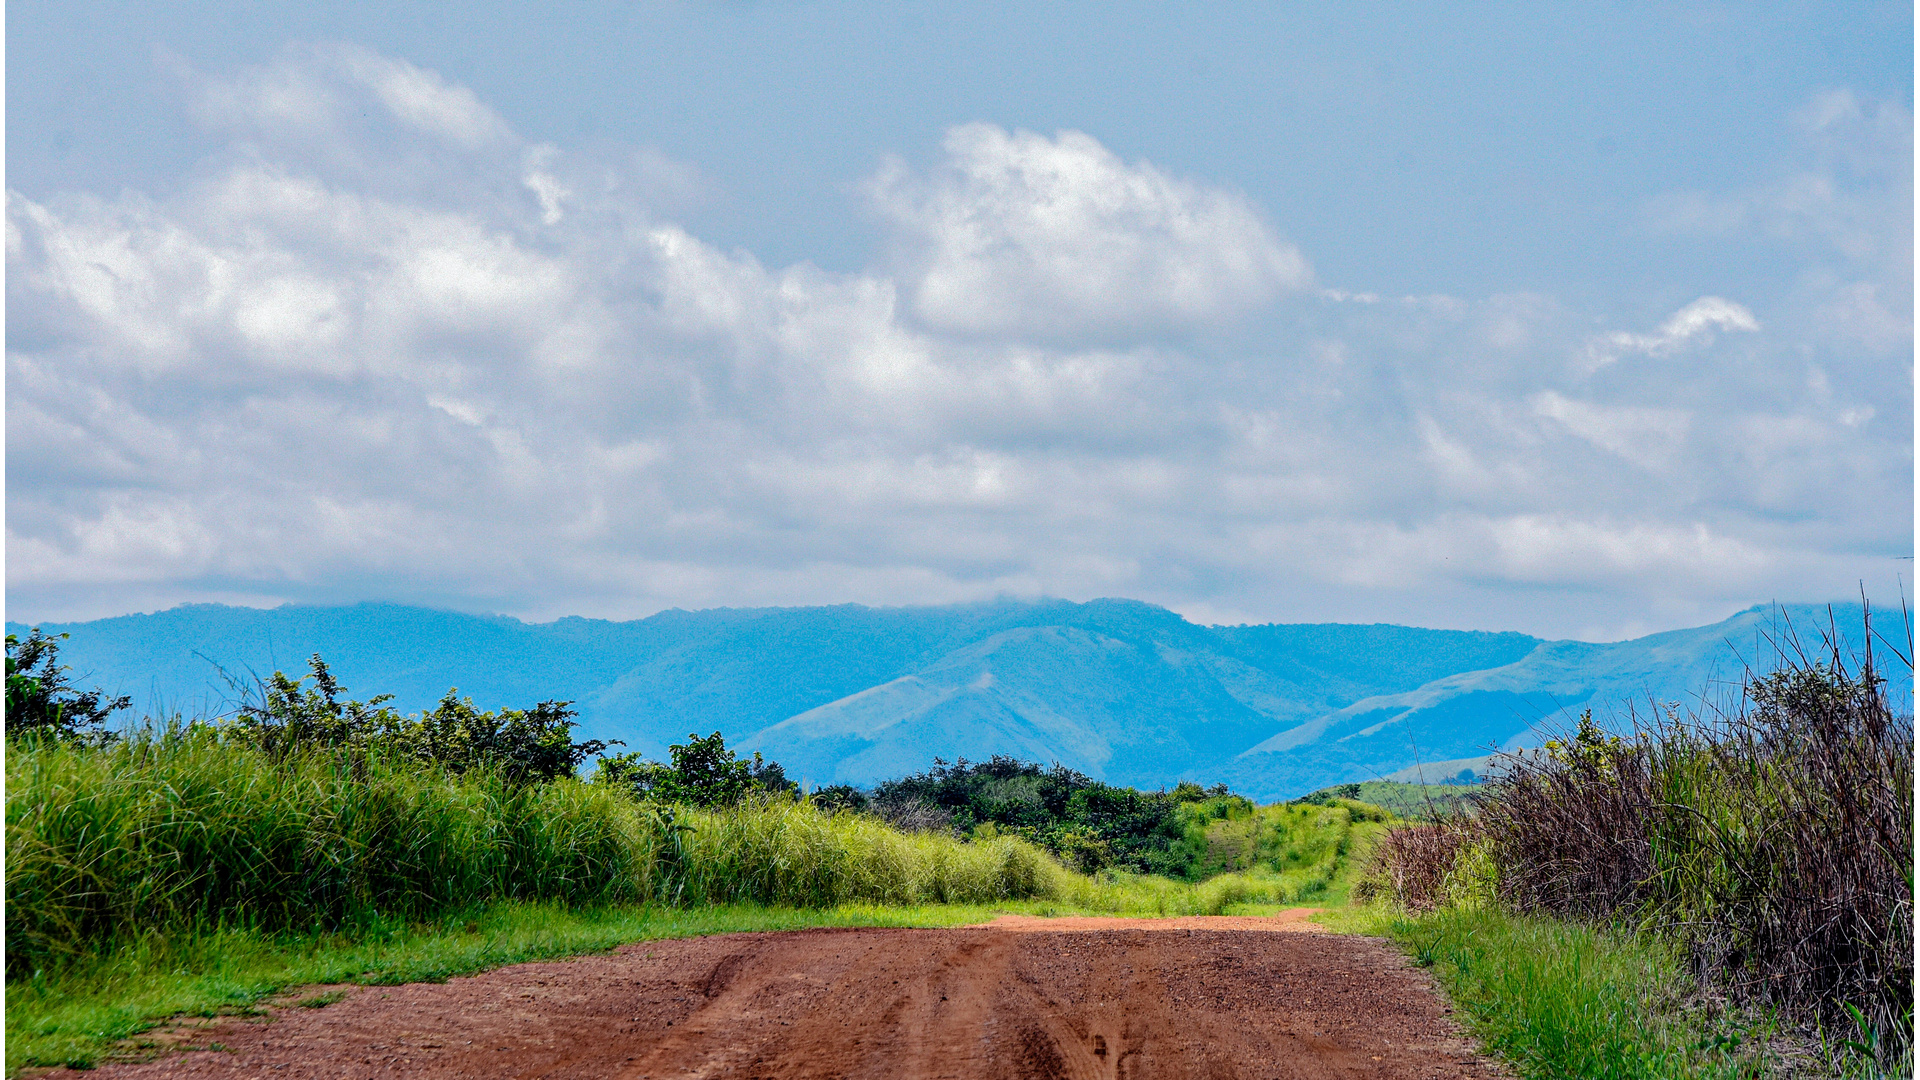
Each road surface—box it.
[61,912,1500,1079]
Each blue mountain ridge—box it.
[8,598,1897,801]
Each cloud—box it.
[1530,392,1690,470]
[1639,90,1912,355]
[1292,513,1773,592]
[867,123,1311,340]
[1585,296,1758,368]
[5,48,1909,639]
[176,43,512,152]
[328,46,512,151]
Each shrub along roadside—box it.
[853,755,1253,878]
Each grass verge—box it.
[1318,905,1774,1080]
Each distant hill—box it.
[8,598,1895,801]
[1213,602,1894,797]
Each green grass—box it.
[5,732,1068,977]
[1323,905,1773,1080]
[1191,797,1394,904]
[1333,781,1482,819]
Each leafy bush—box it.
[4,629,130,743]
[866,756,1250,877]
[592,731,796,807]
[232,654,613,784]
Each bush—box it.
[4,629,130,743]
[1354,819,1472,912]
[592,731,795,807]
[867,756,1250,877]
[232,654,613,784]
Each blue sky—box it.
[6,1,1912,639]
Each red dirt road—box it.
[66,913,1500,1079]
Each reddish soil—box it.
[62,912,1501,1079]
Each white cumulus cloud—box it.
[4,48,1908,639]
[867,123,1311,340]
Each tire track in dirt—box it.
[54,913,1502,1079]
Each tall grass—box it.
[5,727,1062,978]
[1355,815,1474,913]
[1365,612,1913,1072]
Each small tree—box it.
[233,654,402,755]
[4,629,130,742]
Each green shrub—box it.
[593,730,795,807]
[866,756,1250,877]
[230,654,614,784]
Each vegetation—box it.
[1358,906,1769,1080]
[847,755,1253,877]
[232,654,615,784]
[1185,798,1393,904]
[1361,611,1914,1077]
[4,628,130,743]
[5,729,1064,980]
[1296,779,1483,820]
[593,730,796,806]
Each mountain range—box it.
[8,598,1896,801]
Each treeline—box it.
[817,757,1250,878]
[1363,613,1913,1075]
[8,632,614,785]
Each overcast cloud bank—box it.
[6,46,1911,639]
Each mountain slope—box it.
[10,598,1892,800]
[1216,602,1895,797]
[742,621,1289,788]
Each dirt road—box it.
[67,912,1499,1079]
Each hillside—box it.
[8,598,1887,800]
[1215,603,1891,797]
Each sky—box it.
[5,1,1913,641]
